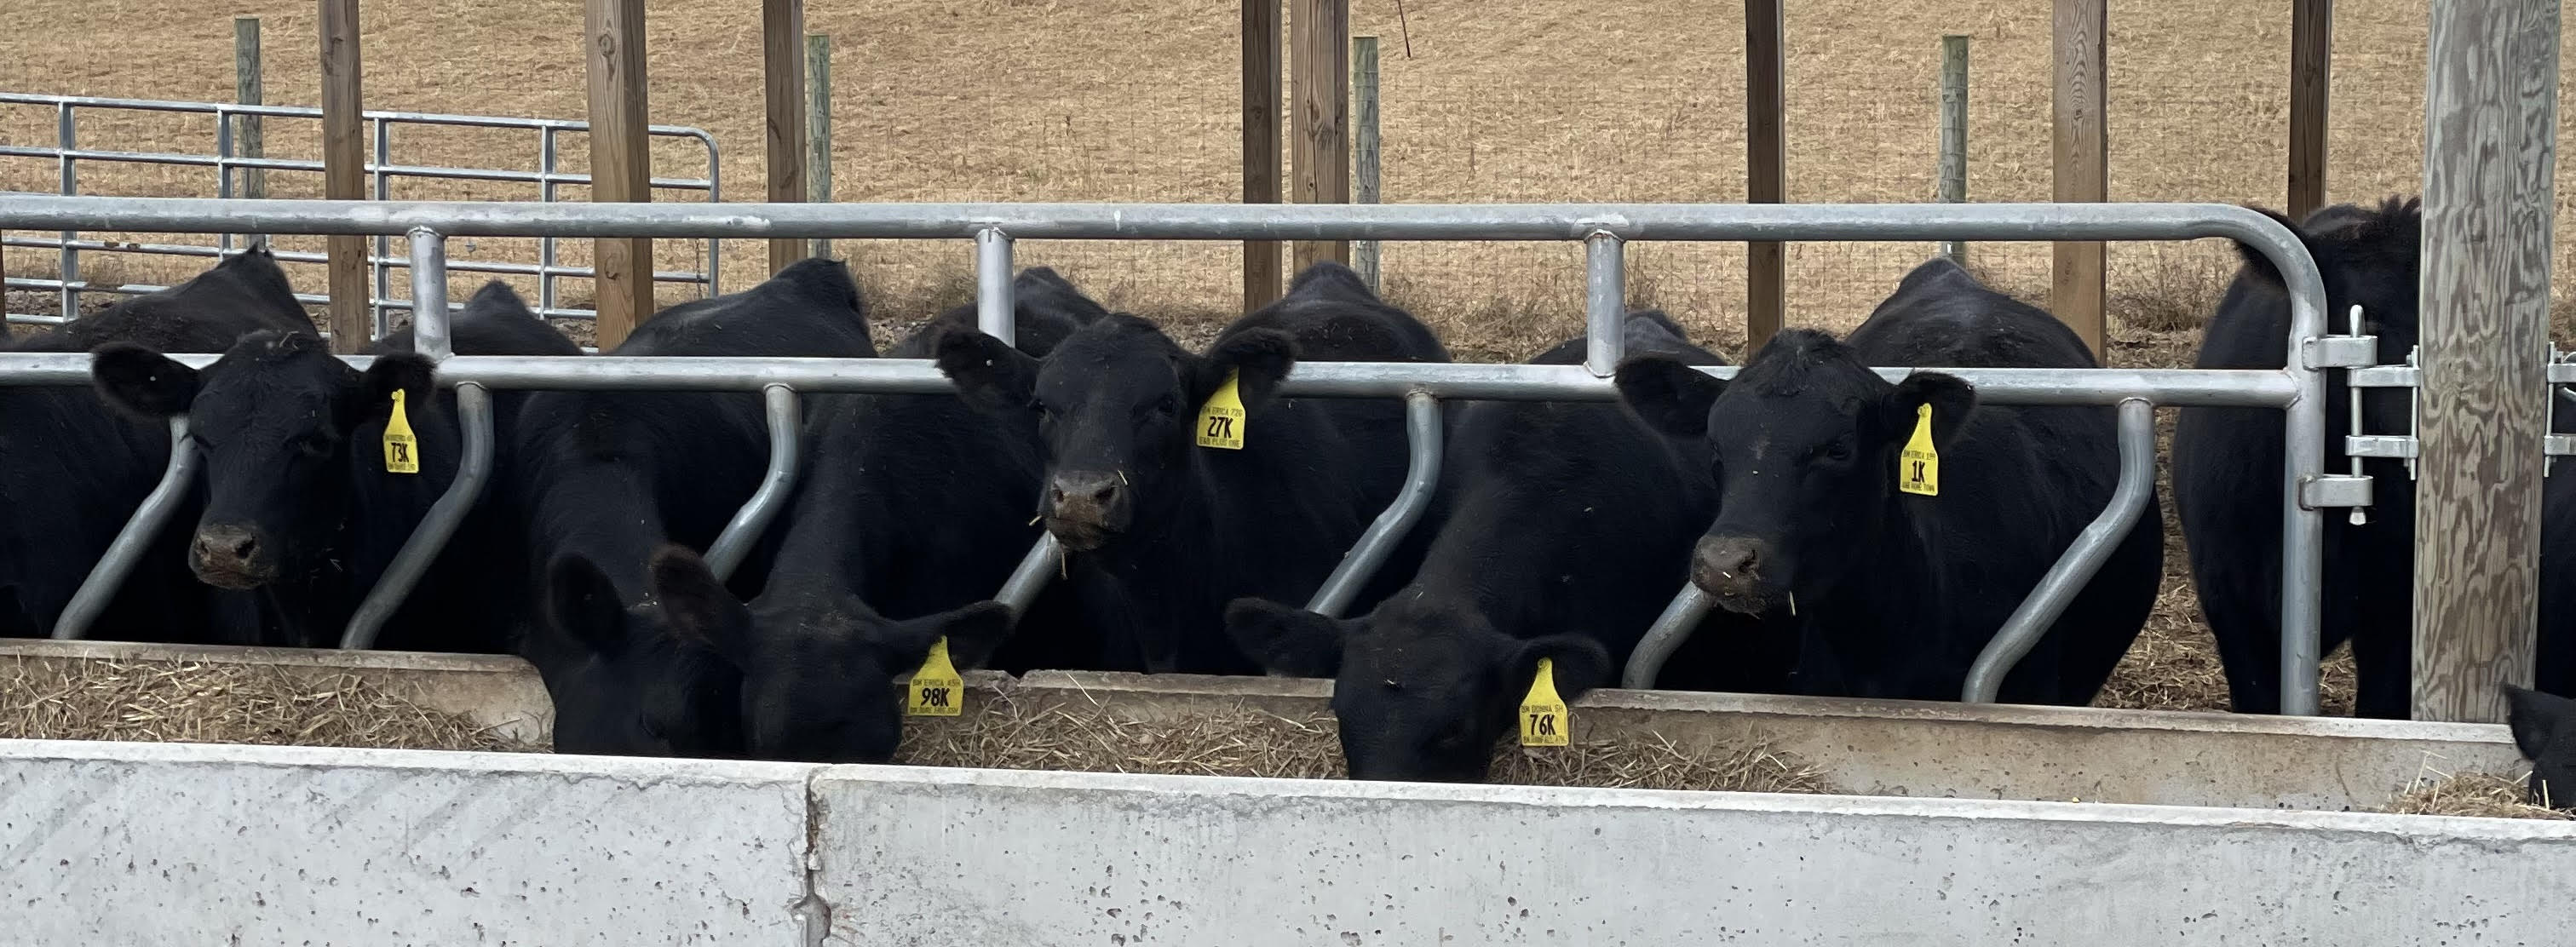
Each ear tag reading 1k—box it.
[1193,370,1246,451]
[1518,657,1569,747]
[382,389,421,474]
[905,636,964,717]
[1897,403,1938,496]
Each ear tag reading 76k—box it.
[1897,403,1938,496]
[1519,657,1569,747]
[382,390,421,475]
[1194,370,1246,451]
[905,636,964,717]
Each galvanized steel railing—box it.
[0,196,2333,715]
[0,93,722,331]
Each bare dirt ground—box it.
[0,0,2493,714]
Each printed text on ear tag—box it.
[382,389,421,474]
[1519,657,1569,747]
[1898,403,1938,496]
[905,636,964,717]
[1194,370,1246,450]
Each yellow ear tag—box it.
[381,389,421,474]
[1518,657,1569,747]
[1898,403,1938,496]
[904,636,964,717]
[1193,370,1246,451]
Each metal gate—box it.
[0,93,721,332]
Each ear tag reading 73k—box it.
[905,636,964,717]
[382,390,421,475]
[1518,657,1569,747]
[1897,403,1938,496]
[1194,370,1246,451]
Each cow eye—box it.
[294,432,337,459]
[1820,442,1852,462]
[1152,393,1180,416]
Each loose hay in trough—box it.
[2382,771,2572,821]
[0,656,536,753]
[894,680,1837,795]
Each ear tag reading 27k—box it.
[906,637,964,717]
[1519,657,1569,747]
[382,390,421,475]
[1897,403,1938,496]
[1194,370,1247,451]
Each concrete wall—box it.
[2,640,2532,811]
[5,739,2573,945]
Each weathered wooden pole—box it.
[762,0,808,274]
[1745,0,1785,350]
[2050,0,2108,359]
[1242,0,1284,308]
[2287,0,2332,220]
[319,0,368,349]
[1290,0,1350,270]
[584,0,653,347]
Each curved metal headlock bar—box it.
[1,198,2326,715]
[341,382,493,649]
[702,384,804,583]
[53,416,198,640]
[1305,392,1445,618]
[1959,398,2160,703]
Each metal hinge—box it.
[2302,334,2381,370]
[2299,474,2374,510]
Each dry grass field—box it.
[8,0,2530,714]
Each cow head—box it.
[538,549,745,758]
[935,314,1297,552]
[2506,685,2576,809]
[92,330,434,591]
[646,546,1016,762]
[1616,330,1974,615]
[1228,595,1612,783]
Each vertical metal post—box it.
[1937,34,1969,266]
[806,32,834,261]
[2275,242,2332,718]
[56,102,78,322]
[538,128,559,314]
[1351,35,1382,292]
[234,17,265,205]
[408,228,451,359]
[215,107,235,249]
[372,118,392,340]
[341,382,492,650]
[1305,392,1440,617]
[704,384,804,582]
[1584,232,1625,376]
[54,417,198,640]
[976,227,1015,346]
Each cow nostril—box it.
[1088,481,1118,504]
[231,537,257,560]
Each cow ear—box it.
[1883,372,1976,448]
[932,324,1042,415]
[348,353,436,432]
[1507,634,1615,704]
[2234,206,2324,290]
[647,545,750,669]
[1614,357,1724,439]
[1224,597,1349,678]
[877,601,1017,671]
[2505,685,2576,760]
[90,343,201,419]
[545,554,630,657]
[1195,328,1297,412]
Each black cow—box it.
[1228,312,1797,782]
[91,280,581,653]
[2506,685,2576,808]
[516,257,877,757]
[1,247,313,643]
[647,267,1104,762]
[936,261,1451,674]
[1617,257,2160,703]
[2176,197,2576,717]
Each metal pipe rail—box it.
[1306,393,1446,617]
[0,196,2332,715]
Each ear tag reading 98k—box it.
[1518,657,1569,747]
[1194,370,1246,450]
[1898,403,1938,496]
[905,636,964,717]
[382,390,421,474]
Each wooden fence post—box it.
[2050,0,2108,359]
[1745,0,1785,350]
[1351,35,1381,292]
[2287,0,2332,220]
[762,0,808,274]
[1242,0,1284,309]
[2411,0,2558,723]
[808,33,834,261]
[1937,34,1969,266]
[319,0,368,350]
[1291,0,1350,271]
[584,0,653,348]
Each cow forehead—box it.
[1037,335,1182,399]
[195,359,341,423]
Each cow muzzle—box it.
[1691,534,1777,615]
[1044,470,1129,551]
[189,523,277,589]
